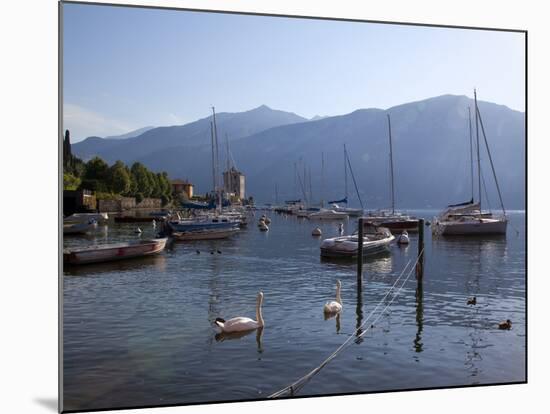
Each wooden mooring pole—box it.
[416,218,425,280]
[357,218,364,287]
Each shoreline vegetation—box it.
[63,130,173,206]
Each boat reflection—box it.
[320,250,392,274]
[63,253,167,276]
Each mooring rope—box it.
[268,252,422,399]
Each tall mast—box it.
[212,107,221,212]
[321,152,325,208]
[476,102,506,216]
[304,164,308,206]
[387,114,395,214]
[225,133,231,197]
[344,144,348,200]
[294,162,297,199]
[474,90,482,210]
[468,106,474,201]
[210,122,216,193]
[275,182,278,205]
[309,166,313,206]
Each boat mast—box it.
[304,164,309,206]
[225,133,231,199]
[308,166,313,207]
[387,114,395,215]
[476,101,506,216]
[345,147,364,210]
[210,122,216,194]
[474,90,482,211]
[468,106,474,202]
[321,152,325,208]
[212,107,222,213]
[344,144,348,201]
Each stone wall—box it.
[98,197,161,212]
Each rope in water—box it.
[268,252,422,399]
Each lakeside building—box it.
[223,167,245,200]
[171,179,194,199]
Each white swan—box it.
[323,280,343,314]
[215,292,264,333]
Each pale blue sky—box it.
[63,3,525,142]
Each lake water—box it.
[62,210,526,411]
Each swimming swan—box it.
[323,280,342,314]
[215,292,264,333]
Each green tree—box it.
[63,173,81,190]
[107,160,132,194]
[84,157,109,181]
[130,162,153,197]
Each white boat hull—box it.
[434,217,507,235]
[320,231,395,258]
[308,210,349,220]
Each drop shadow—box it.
[34,397,57,412]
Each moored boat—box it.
[63,220,98,235]
[433,215,507,236]
[363,211,419,232]
[172,227,239,240]
[320,226,394,258]
[64,212,108,224]
[432,90,508,236]
[308,209,349,220]
[63,237,168,265]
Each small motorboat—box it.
[63,238,168,265]
[259,222,269,232]
[312,227,322,236]
[64,213,108,225]
[320,227,394,258]
[63,219,97,235]
[397,230,410,245]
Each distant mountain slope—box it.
[104,126,155,140]
[72,95,525,209]
[73,105,307,163]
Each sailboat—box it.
[330,144,364,217]
[363,114,419,232]
[308,152,349,220]
[169,107,240,240]
[432,90,507,235]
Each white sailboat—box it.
[433,90,507,236]
[330,144,363,217]
[308,152,349,220]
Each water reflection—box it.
[320,251,393,275]
[215,327,264,353]
[63,254,167,276]
[355,283,364,344]
[414,284,424,354]
[323,311,342,334]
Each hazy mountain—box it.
[73,105,307,162]
[73,95,525,209]
[310,115,329,121]
[104,126,155,140]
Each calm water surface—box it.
[63,210,526,411]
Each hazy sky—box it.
[63,3,525,142]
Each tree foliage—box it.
[61,130,172,206]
